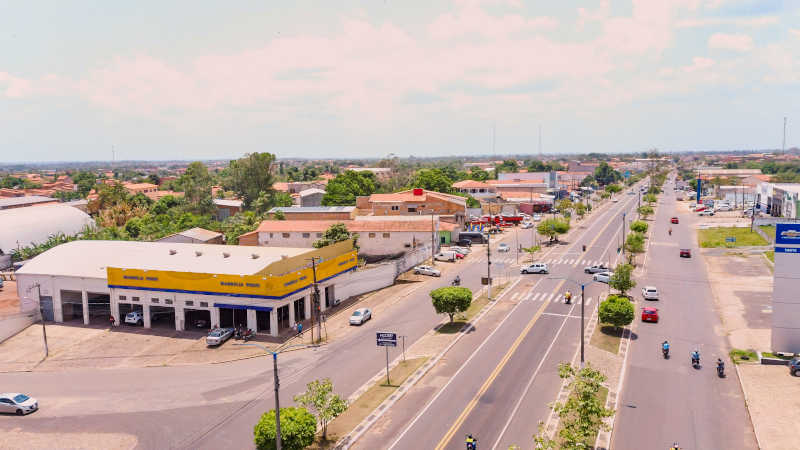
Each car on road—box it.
[0,393,38,415]
[698,209,715,216]
[680,248,691,258]
[612,197,619,203]
[584,264,610,274]
[790,358,800,376]
[627,190,636,195]
[521,263,548,274]
[498,243,510,253]
[349,308,372,325]
[124,310,145,326]
[593,272,612,283]
[206,327,234,346]
[533,214,542,221]
[521,222,533,229]
[450,246,471,255]
[414,265,441,277]
[671,217,679,224]
[642,286,659,300]
[641,307,659,323]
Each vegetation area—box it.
[765,251,775,263]
[609,264,636,297]
[538,218,571,242]
[598,295,634,330]
[430,286,473,324]
[591,323,624,354]
[759,225,776,241]
[697,227,768,248]
[729,348,759,364]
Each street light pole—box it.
[273,352,282,450]
[487,229,492,300]
[29,283,49,357]
[308,257,322,343]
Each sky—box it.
[1,0,799,162]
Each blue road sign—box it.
[725,237,736,243]
[377,332,397,347]
[776,223,800,246]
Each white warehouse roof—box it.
[16,240,316,279]
[0,204,95,255]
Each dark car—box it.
[456,239,473,248]
[790,358,800,376]
[671,217,679,224]
[680,248,691,258]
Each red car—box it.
[680,248,691,258]
[455,252,465,260]
[641,307,659,323]
[671,217,679,224]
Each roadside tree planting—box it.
[293,378,348,440]
[624,232,645,264]
[575,202,587,219]
[254,406,316,450]
[609,263,636,296]
[637,205,654,220]
[629,220,648,233]
[430,287,472,323]
[537,218,570,242]
[599,295,635,329]
[643,193,657,205]
[605,184,622,194]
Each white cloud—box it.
[676,16,778,28]
[708,32,754,51]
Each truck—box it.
[434,251,457,262]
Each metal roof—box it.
[16,240,317,279]
[0,205,95,254]
[0,196,57,209]
[213,198,243,207]
[268,206,355,213]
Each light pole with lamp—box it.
[235,342,312,450]
[547,277,605,367]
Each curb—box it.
[733,362,764,450]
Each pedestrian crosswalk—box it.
[471,256,609,267]
[509,290,593,305]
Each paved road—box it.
[355,187,644,450]
[0,205,560,449]
[611,179,758,449]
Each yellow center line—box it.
[434,194,636,450]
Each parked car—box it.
[414,265,441,277]
[450,246,471,255]
[641,286,659,300]
[456,239,473,247]
[790,357,800,376]
[533,214,542,221]
[584,264,610,274]
[521,222,534,229]
[0,393,38,415]
[454,252,465,260]
[612,197,620,203]
[641,307,659,323]
[521,263,548,274]
[498,243,510,253]
[698,209,715,216]
[124,311,145,326]
[716,203,732,211]
[206,327,234,346]
[0,278,3,289]
[671,217,679,224]
[349,308,372,325]
[434,251,457,262]
[593,272,612,283]
[680,248,691,258]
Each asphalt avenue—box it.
[611,178,757,450]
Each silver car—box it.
[593,272,612,283]
[414,265,441,277]
[349,308,372,326]
[0,393,38,415]
[206,327,234,346]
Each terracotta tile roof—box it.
[255,217,436,233]
[452,180,491,189]
[273,182,289,192]
[367,189,465,204]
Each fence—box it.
[0,310,38,344]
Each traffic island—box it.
[590,323,624,354]
[435,282,507,334]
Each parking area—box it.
[737,364,800,450]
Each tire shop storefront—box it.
[15,239,357,337]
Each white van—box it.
[434,251,457,262]
[716,203,731,211]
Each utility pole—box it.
[308,257,322,343]
[487,228,492,300]
[431,211,436,266]
[30,283,49,357]
[273,352,282,450]
[580,284,585,367]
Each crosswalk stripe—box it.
[586,297,592,306]
[525,292,534,301]
[546,292,555,302]
[532,292,541,302]
[553,293,561,303]
[511,292,519,301]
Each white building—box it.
[15,240,358,337]
[0,204,95,256]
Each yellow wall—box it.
[107,240,357,300]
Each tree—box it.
[629,220,648,233]
[430,287,472,323]
[552,363,614,448]
[609,263,635,296]
[181,162,214,215]
[643,193,657,205]
[523,245,541,262]
[496,160,519,173]
[598,295,635,330]
[322,170,377,206]
[411,168,452,193]
[225,152,278,207]
[580,174,598,188]
[469,166,489,181]
[71,171,97,197]
[594,162,621,186]
[556,199,574,216]
[624,232,645,264]
[537,218,570,242]
[574,202,586,219]
[293,378,348,440]
[605,184,622,194]
[147,174,161,186]
[253,190,294,215]
[253,406,316,450]
[526,159,547,172]
[313,223,357,250]
[637,205,654,220]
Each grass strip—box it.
[759,225,776,241]
[698,227,768,248]
[311,357,429,449]
[437,282,508,334]
[729,348,758,364]
[765,251,774,263]
[590,323,623,354]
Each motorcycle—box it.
[465,435,477,450]
[452,277,461,287]
[662,346,670,359]
[564,293,572,304]
[243,329,254,342]
[691,352,701,368]
[717,361,725,378]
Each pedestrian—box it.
[109,315,115,329]
[297,323,303,335]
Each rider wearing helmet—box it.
[465,434,477,450]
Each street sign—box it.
[624,170,631,179]
[725,237,736,243]
[376,332,397,347]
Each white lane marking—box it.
[545,292,555,303]
[511,292,519,301]
[531,292,541,302]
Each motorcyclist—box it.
[691,349,701,365]
[717,358,725,374]
[662,340,670,356]
[668,227,672,236]
[671,443,681,450]
[453,275,461,286]
[564,290,572,304]
[465,434,477,450]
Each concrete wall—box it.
[257,230,434,257]
[335,264,396,301]
[0,311,38,344]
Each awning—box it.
[213,303,273,312]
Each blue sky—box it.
[1,0,799,162]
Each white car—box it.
[533,214,542,221]
[521,263,548,274]
[521,222,534,229]
[584,264,610,274]
[349,308,372,325]
[498,243,510,252]
[414,265,441,277]
[593,272,612,283]
[612,198,620,203]
[0,393,38,415]
[206,327,234,346]
[450,246,471,255]
[642,286,659,300]
[125,311,145,326]
[698,209,715,216]
[716,204,731,211]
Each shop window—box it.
[165,299,173,305]
[302,233,310,238]
[369,233,376,238]
[185,300,194,306]
[282,233,290,238]
[200,302,208,307]
[407,207,417,212]
[152,298,159,304]
[391,205,399,211]
[132,296,139,302]
[119,295,127,300]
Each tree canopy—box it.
[293,378,347,440]
[321,170,377,206]
[537,218,570,242]
[224,152,278,207]
[181,161,214,215]
[410,168,453,193]
[313,223,357,250]
[430,287,472,323]
[609,263,635,296]
[599,295,635,329]
[253,406,316,450]
[594,162,622,186]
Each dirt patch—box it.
[0,429,137,450]
[590,324,623,354]
[738,365,800,450]
[0,280,20,317]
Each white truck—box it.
[434,251,457,262]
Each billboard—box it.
[775,223,800,245]
[773,223,800,352]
